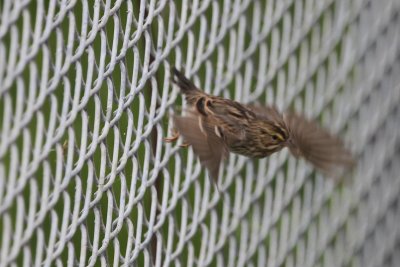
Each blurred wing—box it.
[173,112,228,182]
[246,104,284,122]
[285,112,355,177]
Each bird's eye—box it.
[272,135,278,141]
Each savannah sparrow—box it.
[166,67,355,181]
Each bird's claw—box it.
[164,130,180,143]
[165,130,189,148]
[179,142,189,147]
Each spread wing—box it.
[173,111,229,182]
[284,112,355,177]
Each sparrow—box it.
[165,67,355,181]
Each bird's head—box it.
[259,121,291,155]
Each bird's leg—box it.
[164,129,180,143]
[164,129,189,147]
[179,142,189,148]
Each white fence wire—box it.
[1,0,400,266]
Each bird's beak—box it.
[285,137,302,158]
[285,137,294,148]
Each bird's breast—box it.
[228,139,273,158]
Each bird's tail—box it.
[171,67,200,94]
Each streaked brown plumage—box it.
[167,67,355,181]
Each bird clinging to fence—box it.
[165,67,355,181]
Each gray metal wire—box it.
[0,0,400,266]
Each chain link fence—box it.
[1,0,400,266]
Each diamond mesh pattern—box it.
[1,0,400,266]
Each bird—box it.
[165,67,355,182]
